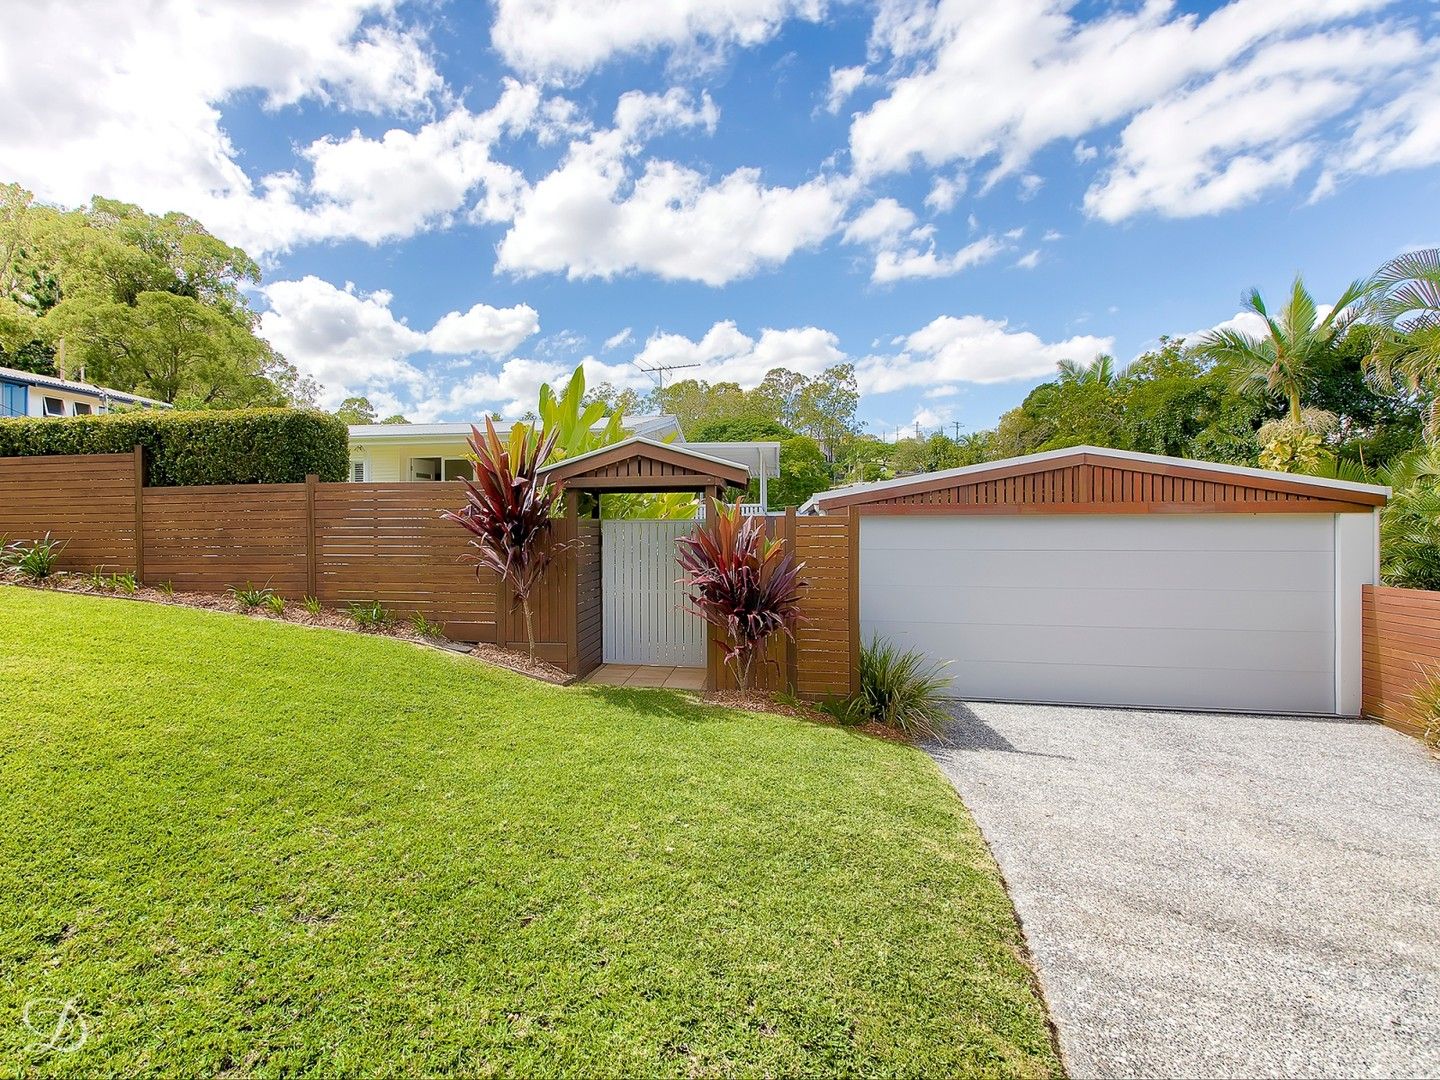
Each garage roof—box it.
[802,445,1389,514]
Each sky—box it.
[3,0,1438,438]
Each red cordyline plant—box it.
[443,418,566,662]
[676,499,808,692]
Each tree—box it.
[380,414,411,425]
[335,396,378,425]
[444,419,566,662]
[771,436,832,507]
[794,364,860,459]
[1377,444,1440,590]
[676,499,807,692]
[0,184,306,406]
[1367,247,1440,441]
[1194,275,1374,424]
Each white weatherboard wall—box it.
[602,519,706,666]
[860,514,1375,715]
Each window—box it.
[350,460,367,483]
[72,402,92,416]
[42,396,65,417]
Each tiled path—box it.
[581,664,707,690]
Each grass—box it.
[0,587,1058,1077]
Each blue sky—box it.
[4,1,1438,436]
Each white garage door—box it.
[860,515,1337,714]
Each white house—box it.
[347,416,782,511]
[0,365,170,418]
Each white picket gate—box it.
[601,519,706,666]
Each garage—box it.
[804,446,1387,715]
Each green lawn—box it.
[0,586,1058,1077]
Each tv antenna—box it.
[634,360,699,390]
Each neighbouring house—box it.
[347,417,782,512]
[0,365,170,419]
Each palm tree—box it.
[1367,248,1440,440]
[1194,275,1374,424]
[1056,353,1116,386]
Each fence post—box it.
[847,506,860,695]
[305,474,318,600]
[132,444,145,583]
[784,506,798,694]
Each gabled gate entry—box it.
[600,519,705,665]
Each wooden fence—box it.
[1,451,856,697]
[707,509,859,697]
[1362,584,1440,741]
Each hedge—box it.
[0,409,350,486]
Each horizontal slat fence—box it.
[2,451,858,695]
[0,451,139,572]
[1362,585,1440,742]
[144,484,310,597]
[315,481,500,642]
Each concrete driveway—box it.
[929,702,1440,1079]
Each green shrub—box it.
[408,611,445,639]
[0,408,348,486]
[263,593,287,616]
[1411,669,1440,750]
[347,600,395,631]
[229,583,274,609]
[3,535,65,582]
[156,580,175,597]
[302,596,323,616]
[857,635,954,740]
[110,572,138,594]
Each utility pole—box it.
[952,421,962,441]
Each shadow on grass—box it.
[569,684,735,725]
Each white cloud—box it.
[633,321,844,387]
[1315,61,1440,198]
[603,328,635,351]
[859,315,1113,391]
[1042,229,1063,242]
[1084,25,1416,222]
[842,198,918,244]
[413,357,574,420]
[496,89,851,285]
[924,173,967,213]
[851,0,1431,219]
[491,0,826,80]
[259,276,427,406]
[259,275,545,410]
[0,1,457,256]
[825,65,871,113]
[872,234,1008,284]
[427,302,540,356]
[1014,249,1041,270]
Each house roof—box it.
[0,364,170,408]
[347,414,680,444]
[801,444,1390,514]
[685,441,781,479]
[541,436,750,492]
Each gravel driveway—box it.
[929,702,1440,1079]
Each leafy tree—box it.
[770,436,832,508]
[794,364,860,459]
[1377,445,1440,590]
[692,417,795,441]
[581,381,646,417]
[0,183,305,406]
[1193,275,1374,424]
[649,378,752,435]
[1366,247,1440,441]
[335,396,379,425]
[380,413,411,425]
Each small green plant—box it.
[302,595,323,616]
[3,535,66,582]
[110,572,138,594]
[156,580,175,597]
[408,611,445,639]
[229,583,274,609]
[818,695,870,727]
[263,593,287,616]
[348,599,395,631]
[86,566,113,590]
[857,635,954,740]
[1411,668,1440,750]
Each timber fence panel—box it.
[0,452,138,572]
[143,484,309,596]
[1362,584,1440,741]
